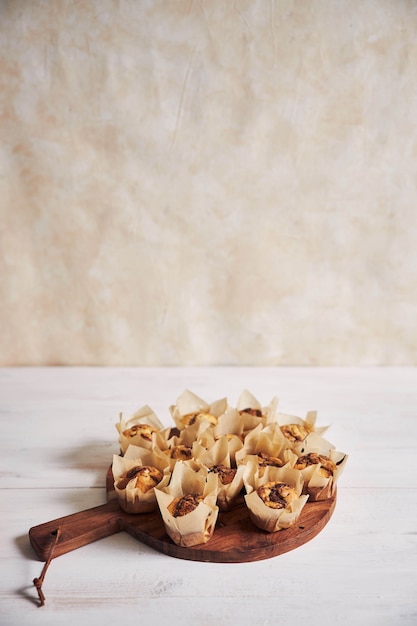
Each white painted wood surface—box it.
[1,367,416,626]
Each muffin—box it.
[235,422,287,468]
[277,410,329,451]
[170,390,227,432]
[116,406,164,454]
[293,450,348,500]
[235,389,279,433]
[155,462,219,547]
[112,448,170,513]
[244,466,308,532]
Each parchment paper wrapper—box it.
[196,437,245,511]
[294,429,337,457]
[244,466,308,533]
[154,462,219,547]
[169,389,228,431]
[153,426,208,471]
[276,410,329,451]
[235,389,279,431]
[112,448,171,513]
[294,450,348,500]
[212,408,245,464]
[155,417,216,451]
[116,406,164,454]
[213,407,244,438]
[235,422,288,468]
[218,433,244,466]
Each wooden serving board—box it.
[29,466,336,564]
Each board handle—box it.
[29,499,123,561]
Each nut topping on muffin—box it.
[294,453,337,478]
[239,408,262,417]
[256,481,298,509]
[257,452,284,469]
[208,464,237,485]
[122,423,158,441]
[116,465,163,492]
[280,423,310,443]
[180,411,218,427]
[167,494,203,517]
[166,445,193,460]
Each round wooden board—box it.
[106,466,337,563]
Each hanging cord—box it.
[32,528,61,607]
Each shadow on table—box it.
[15,535,43,607]
[16,533,37,560]
[61,440,118,487]
[16,584,41,607]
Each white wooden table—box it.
[1,367,416,626]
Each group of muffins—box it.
[112,389,348,547]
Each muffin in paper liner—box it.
[153,425,209,471]
[276,410,329,451]
[154,461,219,547]
[293,449,348,501]
[116,405,164,454]
[244,465,308,533]
[196,436,245,511]
[213,406,244,437]
[235,389,279,432]
[154,416,217,451]
[169,389,228,431]
[112,447,171,514]
[211,408,245,464]
[235,422,289,469]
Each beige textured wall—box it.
[1,0,417,366]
